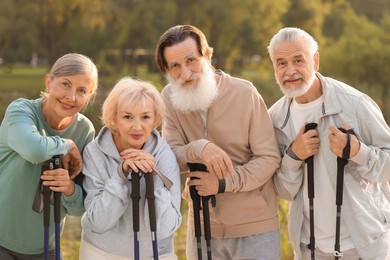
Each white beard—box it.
[278,71,316,98]
[166,60,218,112]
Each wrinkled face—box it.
[164,37,204,88]
[272,39,319,98]
[163,37,218,112]
[113,101,156,150]
[44,73,93,118]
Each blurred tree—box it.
[321,9,390,121]
[107,0,178,73]
[0,0,40,64]
[172,0,289,73]
[349,0,390,24]
[37,0,113,64]
[282,0,345,47]
[322,0,350,40]
[0,0,112,66]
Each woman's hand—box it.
[41,168,75,196]
[62,139,83,179]
[120,149,155,173]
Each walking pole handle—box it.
[304,123,318,199]
[145,172,157,232]
[131,172,141,232]
[52,155,62,224]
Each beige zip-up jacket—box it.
[161,70,281,238]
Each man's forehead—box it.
[274,40,309,59]
[164,38,199,62]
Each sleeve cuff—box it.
[117,162,131,183]
[280,155,304,181]
[197,139,212,159]
[286,143,303,161]
[63,182,81,202]
[350,142,370,166]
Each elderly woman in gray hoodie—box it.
[79,77,182,260]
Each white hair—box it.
[267,27,318,62]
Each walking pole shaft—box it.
[190,184,203,260]
[202,196,212,260]
[304,123,318,260]
[334,128,354,259]
[145,172,159,260]
[52,155,62,260]
[130,172,141,260]
[188,163,215,260]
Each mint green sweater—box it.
[0,98,94,254]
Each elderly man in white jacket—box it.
[268,27,390,260]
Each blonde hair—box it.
[102,77,165,131]
[41,53,98,98]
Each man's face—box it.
[163,37,218,112]
[163,37,203,87]
[272,39,319,98]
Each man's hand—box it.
[201,143,234,179]
[329,125,360,158]
[290,125,320,160]
[187,171,219,196]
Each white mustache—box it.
[283,74,303,81]
[173,73,200,85]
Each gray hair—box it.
[267,27,318,62]
[41,53,98,98]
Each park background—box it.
[0,0,389,259]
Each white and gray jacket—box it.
[270,72,390,260]
[81,127,182,258]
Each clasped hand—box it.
[120,148,155,174]
[200,143,234,180]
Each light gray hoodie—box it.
[81,127,182,258]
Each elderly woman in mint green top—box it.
[0,53,98,259]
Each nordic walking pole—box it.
[52,155,62,260]
[145,172,159,260]
[201,195,212,260]
[188,166,203,260]
[304,122,318,260]
[188,163,215,260]
[42,162,52,260]
[130,171,141,260]
[334,128,354,259]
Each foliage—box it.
[321,8,390,122]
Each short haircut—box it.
[155,24,213,73]
[267,27,318,62]
[101,77,165,131]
